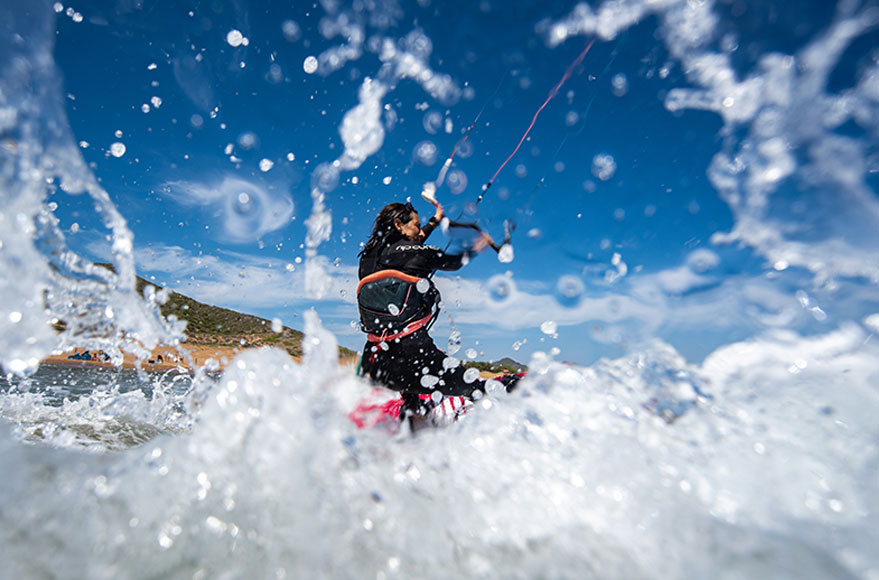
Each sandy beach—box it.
[40,344,294,373]
[40,345,506,379]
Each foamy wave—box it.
[2,315,876,578]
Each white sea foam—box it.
[1,317,876,578]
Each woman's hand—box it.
[432,202,445,222]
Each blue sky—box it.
[47,0,879,365]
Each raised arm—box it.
[420,203,445,241]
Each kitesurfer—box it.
[356,201,495,424]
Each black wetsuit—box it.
[358,219,484,414]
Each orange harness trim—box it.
[357,269,423,295]
[365,312,433,343]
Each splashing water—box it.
[3,318,876,578]
[0,2,184,375]
[1,1,879,579]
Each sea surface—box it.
[2,322,877,579]
[2,1,878,579]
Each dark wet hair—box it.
[359,202,417,256]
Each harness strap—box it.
[357,269,423,295]
[366,312,433,343]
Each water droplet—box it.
[259,159,274,172]
[687,248,720,273]
[447,330,462,355]
[303,56,318,74]
[456,140,474,159]
[271,318,283,333]
[387,304,400,316]
[422,111,442,134]
[226,29,248,47]
[109,142,126,157]
[611,73,628,96]
[234,192,255,216]
[497,244,514,263]
[237,132,258,150]
[446,170,468,195]
[592,154,616,181]
[555,275,584,307]
[465,348,477,359]
[414,141,438,166]
[282,20,300,41]
[463,368,481,383]
[486,275,514,302]
[540,320,558,335]
[312,163,340,192]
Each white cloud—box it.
[437,275,661,332]
[423,248,817,360]
[124,240,842,364]
[651,265,716,295]
[132,244,357,313]
[163,175,294,243]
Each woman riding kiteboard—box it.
[355,200,502,428]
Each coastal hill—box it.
[66,264,356,361]
[461,356,528,375]
[132,274,358,360]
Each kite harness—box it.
[356,270,441,343]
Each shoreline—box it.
[40,346,504,380]
[41,344,288,373]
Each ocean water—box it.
[0,364,199,449]
[2,1,879,579]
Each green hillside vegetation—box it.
[462,357,528,375]
[92,264,356,359]
[141,278,357,359]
